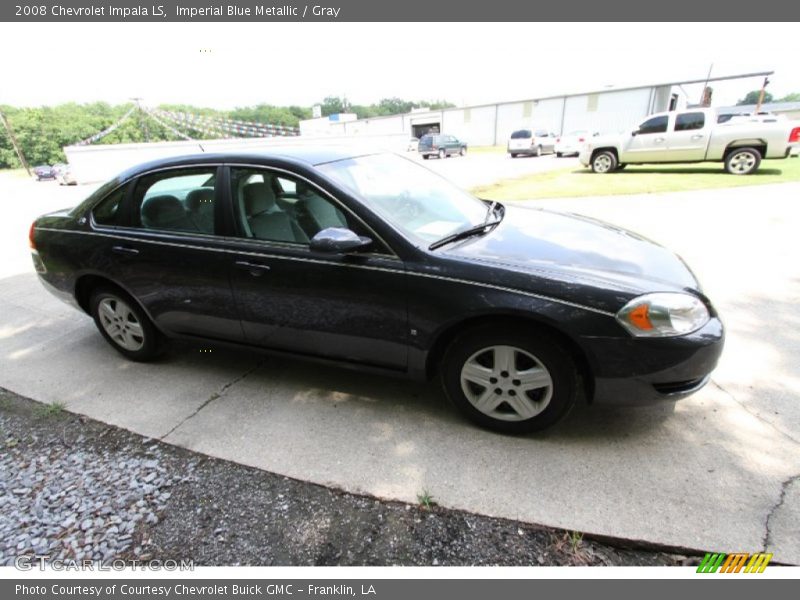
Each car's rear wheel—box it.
[591,150,617,173]
[510,153,518,158]
[724,147,761,175]
[422,154,430,160]
[556,152,563,158]
[438,148,446,159]
[535,145,542,157]
[90,287,163,361]
[441,325,579,433]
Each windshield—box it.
[511,130,532,139]
[317,153,490,245]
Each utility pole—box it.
[131,97,150,142]
[0,108,32,176]
[755,77,770,114]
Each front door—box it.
[226,166,409,370]
[621,114,671,163]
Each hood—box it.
[442,205,700,293]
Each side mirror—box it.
[631,130,639,137]
[310,227,372,253]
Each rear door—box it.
[91,165,246,342]
[666,111,709,161]
[225,165,409,370]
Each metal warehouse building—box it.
[300,71,773,145]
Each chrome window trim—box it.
[34,226,615,317]
[87,161,398,259]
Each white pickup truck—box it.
[579,108,800,175]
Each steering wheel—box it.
[394,191,423,221]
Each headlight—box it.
[616,293,710,337]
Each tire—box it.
[460,146,466,156]
[556,152,563,158]
[422,154,430,160]
[438,148,446,159]
[441,325,579,434]
[535,145,542,157]
[724,147,761,175]
[90,287,164,361]
[591,150,617,173]
[510,153,518,158]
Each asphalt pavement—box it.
[1,161,798,563]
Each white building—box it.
[300,71,774,146]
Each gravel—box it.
[0,388,690,566]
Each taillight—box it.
[29,221,37,249]
[556,137,561,143]
[578,137,585,142]
[789,127,800,143]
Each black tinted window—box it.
[92,186,126,226]
[511,130,532,139]
[675,112,705,131]
[638,116,669,135]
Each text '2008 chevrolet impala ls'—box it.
[30,148,724,433]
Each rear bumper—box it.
[584,317,725,406]
[508,147,536,155]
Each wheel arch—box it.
[724,140,766,159]
[74,273,164,334]
[424,313,595,401]
[591,147,619,162]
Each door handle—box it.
[654,137,665,143]
[691,134,705,140]
[235,260,271,275]
[111,245,139,256]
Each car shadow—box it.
[571,167,785,176]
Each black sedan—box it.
[30,148,724,433]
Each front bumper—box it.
[583,317,725,406]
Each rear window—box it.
[92,186,127,227]
[511,130,532,139]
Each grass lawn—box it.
[471,157,800,200]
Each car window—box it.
[92,185,127,227]
[510,130,531,139]
[318,153,489,246]
[134,168,217,235]
[674,112,705,131]
[535,130,548,137]
[637,116,669,135]
[230,168,367,247]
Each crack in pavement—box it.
[762,473,800,553]
[711,379,800,446]
[159,361,264,441]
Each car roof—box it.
[116,145,376,180]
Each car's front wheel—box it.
[90,287,163,361]
[438,148,446,159]
[442,325,579,433]
[460,146,466,156]
[591,150,617,173]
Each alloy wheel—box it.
[97,296,145,351]
[728,151,756,174]
[459,345,553,421]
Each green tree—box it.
[778,92,800,102]
[737,90,774,105]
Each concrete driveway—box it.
[1,170,798,563]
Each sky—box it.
[1,22,798,110]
